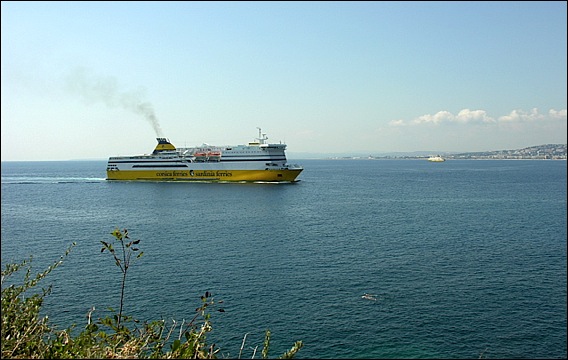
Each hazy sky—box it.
[2,1,567,161]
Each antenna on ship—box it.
[256,127,268,144]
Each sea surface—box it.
[1,159,566,359]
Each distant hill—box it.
[288,144,567,160]
[449,143,566,160]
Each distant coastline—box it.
[293,143,567,160]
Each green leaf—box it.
[171,339,181,352]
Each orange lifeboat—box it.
[207,151,222,161]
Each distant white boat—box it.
[362,293,378,301]
[427,155,446,162]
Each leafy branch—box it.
[100,228,143,328]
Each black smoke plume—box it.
[65,67,164,137]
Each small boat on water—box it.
[427,155,446,162]
[362,293,378,301]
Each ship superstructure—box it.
[106,129,303,182]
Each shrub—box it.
[1,229,303,359]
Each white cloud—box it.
[393,108,566,127]
[549,108,567,119]
[412,110,453,125]
[498,108,544,123]
[388,119,405,127]
[455,109,494,124]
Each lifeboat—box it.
[193,152,207,162]
[207,151,222,161]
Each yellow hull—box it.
[106,168,302,182]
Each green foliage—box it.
[1,243,76,359]
[1,229,303,359]
[100,228,143,328]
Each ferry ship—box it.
[106,129,303,182]
[427,155,446,162]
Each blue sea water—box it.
[1,159,566,359]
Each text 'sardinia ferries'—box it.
[106,129,303,182]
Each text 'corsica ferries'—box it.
[106,129,303,182]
